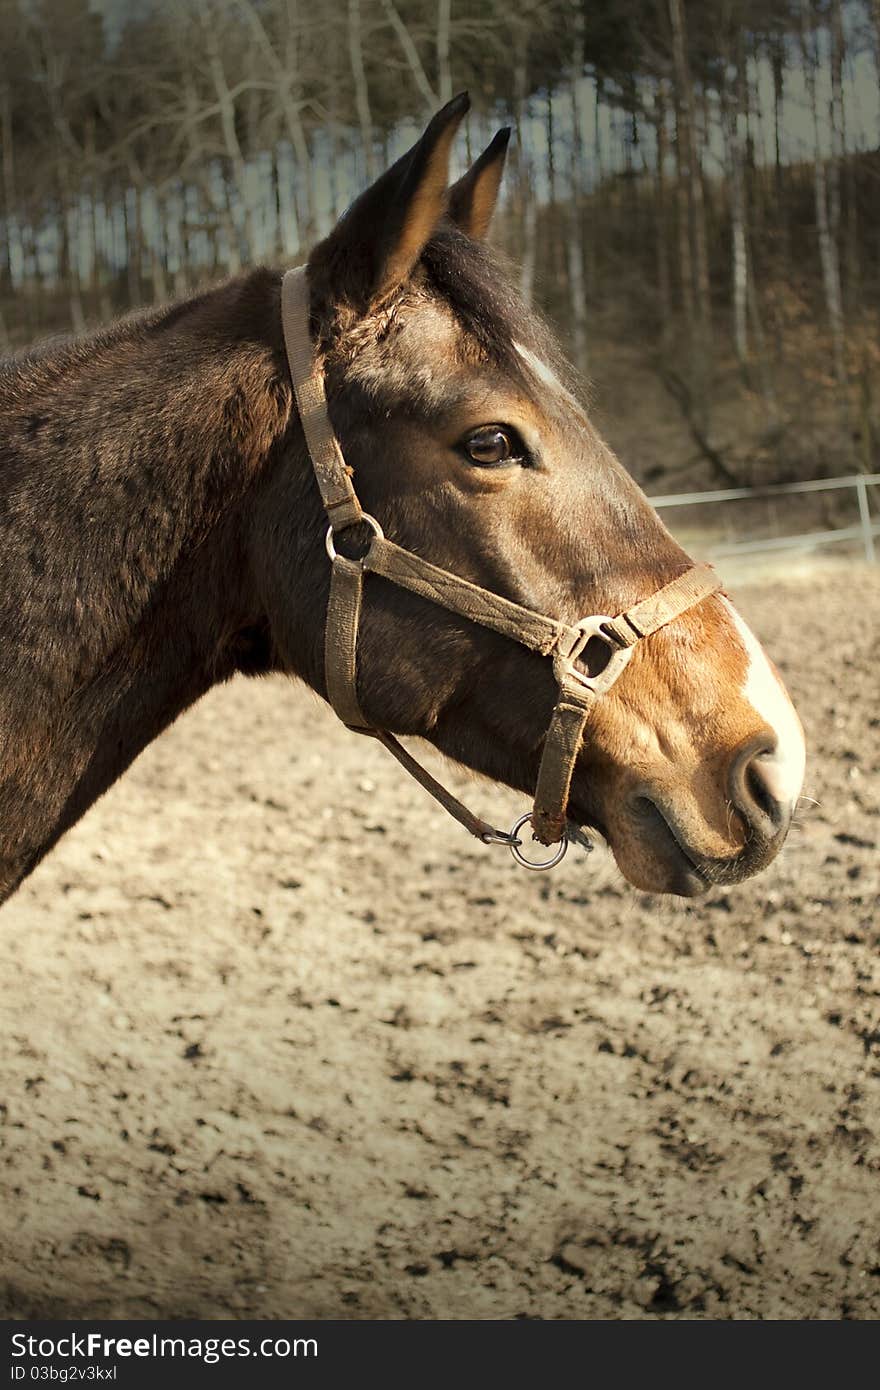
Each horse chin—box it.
[610,836,712,898]
[561,819,700,896]
[569,795,725,898]
[598,792,788,898]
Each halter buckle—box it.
[554,615,634,695]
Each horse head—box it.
[257,94,805,897]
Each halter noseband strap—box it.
[281,266,721,869]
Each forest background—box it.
[1,0,878,492]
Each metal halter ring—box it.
[508,812,568,871]
[325,513,384,562]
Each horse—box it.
[0,93,804,907]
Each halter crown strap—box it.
[280,265,722,865]
[282,270,363,531]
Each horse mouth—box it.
[630,798,713,895]
[630,793,787,896]
[570,796,712,897]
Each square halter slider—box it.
[552,614,635,698]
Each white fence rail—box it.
[648,473,880,564]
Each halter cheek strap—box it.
[281,267,722,868]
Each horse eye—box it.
[462,426,522,468]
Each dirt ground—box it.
[1,564,878,1321]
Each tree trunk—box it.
[124,187,141,309]
[348,0,376,177]
[746,244,778,424]
[199,10,255,263]
[802,0,847,392]
[513,39,535,307]
[669,0,712,429]
[669,0,711,338]
[0,80,21,319]
[829,0,857,313]
[436,0,453,104]
[381,0,436,112]
[828,0,844,248]
[566,212,587,373]
[545,90,556,207]
[60,205,86,334]
[520,195,537,307]
[152,196,170,304]
[127,155,168,304]
[654,80,672,343]
[566,34,587,373]
[724,47,749,368]
[673,98,694,332]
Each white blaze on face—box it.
[722,598,806,806]
[514,342,588,421]
[515,342,563,390]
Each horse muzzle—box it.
[589,729,797,897]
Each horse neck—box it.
[0,276,292,900]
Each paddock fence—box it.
[648,473,880,566]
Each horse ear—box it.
[310,92,470,311]
[447,128,511,239]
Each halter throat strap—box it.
[281,266,722,865]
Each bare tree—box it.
[801,0,847,393]
[663,0,717,441]
[381,0,437,111]
[348,0,377,177]
[1,0,876,486]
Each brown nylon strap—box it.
[325,556,369,729]
[604,564,721,647]
[531,681,596,845]
[367,730,503,842]
[365,535,575,658]
[281,269,363,531]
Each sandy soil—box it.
[1,566,878,1321]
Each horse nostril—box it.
[728,734,791,840]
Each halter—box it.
[281,267,721,870]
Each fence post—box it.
[856,478,876,564]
